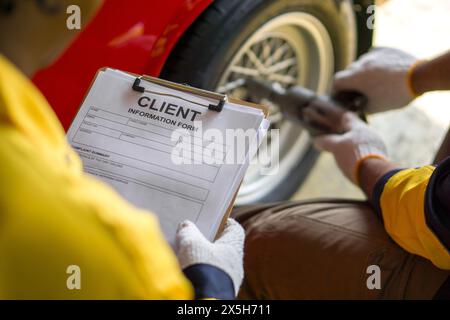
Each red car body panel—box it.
[32,0,212,130]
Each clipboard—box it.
[74,68,269,240]
[131,72,269,238]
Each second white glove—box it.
[176,219,244,296]
[334,47,420,113]
[314,112,388,184]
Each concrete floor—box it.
[293,0,450,200]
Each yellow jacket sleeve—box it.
[373,163,450,270]
[0,55,193,299]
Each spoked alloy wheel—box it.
[162,0,358,204]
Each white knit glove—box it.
[176,219,244,295]
[314,112,388,184]
[334,47,420,114]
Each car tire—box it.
[162,0,359,204]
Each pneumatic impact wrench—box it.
[245,78,368,136]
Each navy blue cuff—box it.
[425,157,450,253]
[183,264,235,300]
[372,169,404,221]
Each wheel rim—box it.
[216,12,335,204]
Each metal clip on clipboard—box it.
[132,76,227,112]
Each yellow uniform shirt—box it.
[0,55,194,299]
[373,162,450,270]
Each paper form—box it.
[67,69,266,245]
